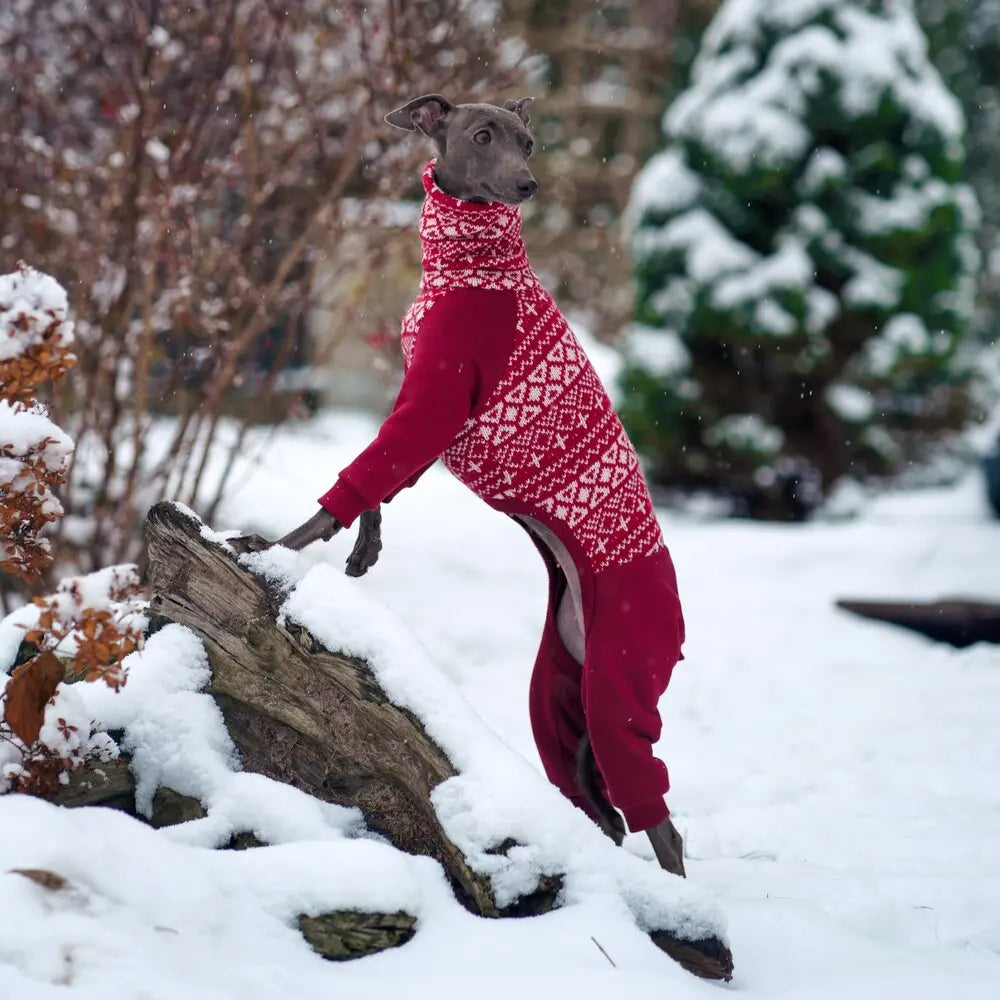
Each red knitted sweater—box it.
[319,162,666,576]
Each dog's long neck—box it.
[418,160,531,279]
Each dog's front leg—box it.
[233,508,341,554]
[233,508,382,577]
[345,507,382,577]
[276,508,342,550]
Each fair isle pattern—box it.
[407,163,665,573]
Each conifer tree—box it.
[621,0,980,518]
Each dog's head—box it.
[386,94,537,206]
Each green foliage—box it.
[914,0,1000,343]
[623,0,980,518]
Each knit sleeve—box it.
[318,288,517,527]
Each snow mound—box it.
[0,505,726,990]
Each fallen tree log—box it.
[143,501,733,981]
[836,598,1000,648]
[144,501,550,919]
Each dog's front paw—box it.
[345,536,382,577]
[231,533,274,554]
[345,508,382,577]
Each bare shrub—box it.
[1,0,527,581]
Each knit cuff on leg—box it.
[318,479,369,529]
[621,796,669,833]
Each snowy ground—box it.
[2,406,1000,998]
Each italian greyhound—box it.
[236,95,685,877]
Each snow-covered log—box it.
[143,501,734,981]
[144,501,553,919]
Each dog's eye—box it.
[473,130,491,145]
[525,139,534,156]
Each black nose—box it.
[518,178,538,198]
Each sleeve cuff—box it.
[620,796,669,833]
[317,478,369,529]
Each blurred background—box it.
[2,0,999,601]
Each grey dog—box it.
[236,94,685,877]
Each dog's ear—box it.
[384,95,454,139]
[503,97,534,126]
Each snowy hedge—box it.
[621,0,981,518]
[0,265,76,577]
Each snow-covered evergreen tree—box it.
[621,0,981,518]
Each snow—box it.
[3,409,998,996]
[0,400,75,566]
[0,671,120,795]
[626,148,702,221]
[624,324,691,378]
[711,236,814,330]
[840,248,905,311]
[863,313,933,375]
[825,383,875,423]
[634,208,758,284]
[0,396,72,457]
[805,284,839,336]
[671,86,810,175]
[0,564,142,660]
[798,147,847,195]
[649,278,695,325]
[704,413,785,454]
[260,552,716,931]
[0,264,73,362]
[1,265,76,569]
[849,177,955,238]
[0,564,141,792]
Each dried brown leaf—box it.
[3,650,65,745]
[8,868,70,892]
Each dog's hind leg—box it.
[517,516,630,842]
[575,732,626,845]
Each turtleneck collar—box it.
[418,161,532,284]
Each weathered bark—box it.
[836,598,1000,648]
[55,755,135,812]
[53,754,206,828]
[143,501,734,981]
[148,786,208,828]
[298,911,417,960]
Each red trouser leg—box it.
[582,550,684,832]
[527,586,600,823]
